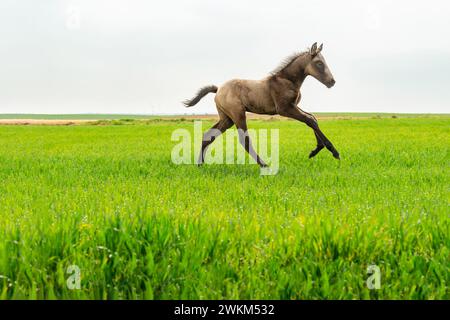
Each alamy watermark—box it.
[171,121,279,175]
[66,265,81,290]
[366,264,381,290]
[66,4,81,30]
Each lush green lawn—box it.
[0,116,448,299]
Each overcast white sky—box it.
[1,0,450,114]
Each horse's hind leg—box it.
[232,112,268,167]
[198,116,233,165]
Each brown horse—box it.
[183,42,340,167]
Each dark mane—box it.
[270,51,309,76]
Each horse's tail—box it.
[183,85,218,107]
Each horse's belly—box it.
[243,82,276,114]
[245,104,277,115]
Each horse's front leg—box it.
[309,132,325,158]
[280,105,340,160]
[297,108,325,158]
[294,94,325,158]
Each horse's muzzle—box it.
[326,78,336,88]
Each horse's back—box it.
[216,79,276,115]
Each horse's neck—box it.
[280,70,307,88]
[293,72,307,88]
[281,57,308,88]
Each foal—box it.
[183,42,340,167]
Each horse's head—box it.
[305,42,335,88]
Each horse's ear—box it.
[310,42,318,56]
[317,43,323,54]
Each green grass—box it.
[0,116,448,299]
[0,112,448,120]
[0,114,155,120]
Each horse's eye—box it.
[316,61,324,69]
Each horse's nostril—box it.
[327,78,336,88]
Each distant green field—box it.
[0,116,448,299]
[0,113,448,120]
[0,114,155,120]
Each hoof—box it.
[309,145,324,159]
[259,161,269,168]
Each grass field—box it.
[0,114,155,120]
[0,112,447,120]
[0,116,448,299]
